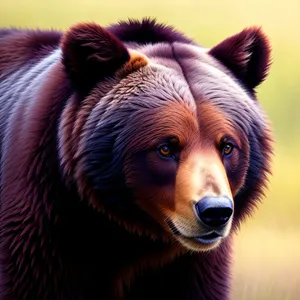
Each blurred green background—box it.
[1,0,299,299]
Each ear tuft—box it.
[61,23,130,91]
[116,50,149,78]
[209,27,271,90]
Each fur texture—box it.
[0,19,272,300]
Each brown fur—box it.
[117,50,149,78]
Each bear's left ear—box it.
[61,23,130,91]
[209,27,271,90]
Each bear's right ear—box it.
[61,23,130,91]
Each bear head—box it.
[58,20,272,252]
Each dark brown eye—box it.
[222,143,234,157]
[158,145,172,158]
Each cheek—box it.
[124,151,177,188]
[124,152,177,218]
[224,150,249,195]
[146,152,177,186]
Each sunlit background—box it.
[1,0,299,299]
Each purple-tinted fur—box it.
[108,18,195,45]
[0,19,272,300]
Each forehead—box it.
[103,43,263,155]
[137,42,266,133]
[104,41,267,149]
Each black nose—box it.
[195,197,233,228]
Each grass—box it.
[1,1,300,299]
[233,226,300,300]
[232,145,300,300]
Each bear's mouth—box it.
[192,231,222,244]
[166,219,224,245]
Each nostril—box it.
[199,207,233,227]
[195,197,233,228]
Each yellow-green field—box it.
[1,0,299,299]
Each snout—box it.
[195,196,233,228]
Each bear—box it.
[0,18,272,300]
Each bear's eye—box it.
[158,145,172,158]
[221,143,234,157]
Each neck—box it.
[54,195,185,298]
